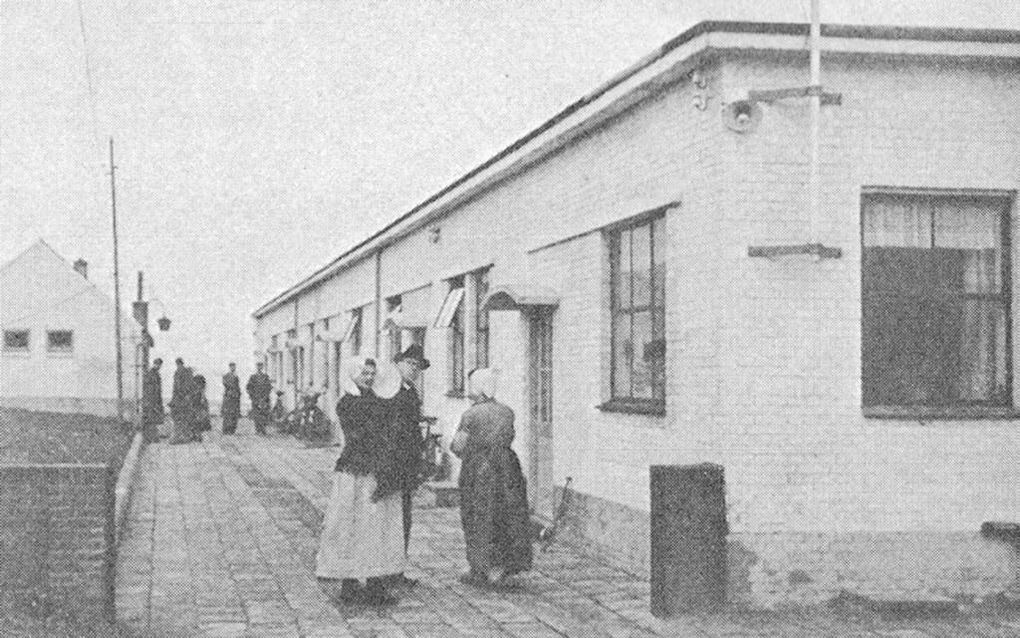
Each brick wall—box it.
[0,463,117,623]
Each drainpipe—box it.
[808,0,821,243]
[374,250,382,358]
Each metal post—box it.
[110,138,124,420]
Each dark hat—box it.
[394,344,430,370]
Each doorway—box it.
[528,309,555,519]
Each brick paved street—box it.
[116,421,1020,637]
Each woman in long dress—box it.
[315,357,404,605]
[169,366,196,444]
[452,368,533,588]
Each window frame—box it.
[473,267,491,369]
[604,210,667,414]
[3,329,30,354]
[860,188,1015,418]
[46,330,74,354]
[447,276,466,395]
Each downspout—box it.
[374,250,382,358]
[808,0,821,244]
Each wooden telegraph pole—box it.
[110,138,124,420]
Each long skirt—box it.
[459,447,533,577]
[315,472,405,579]
[168,407,195,444]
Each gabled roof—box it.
[253,20,1020,319]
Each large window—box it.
[609,213,666,409]
[862,192,1012,410]
[350,308,363,356]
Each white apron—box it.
[315,472,405,579]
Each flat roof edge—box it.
[252,20,1020,319]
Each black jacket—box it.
[373,383,425,500]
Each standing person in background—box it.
[142,358,165,439]
[246,361,273,435]
[451,368,532,589]
[221,362,241,435]
[169,359,195,444]
[192,374,211,441]
[386,345,430,588]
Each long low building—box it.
[253,21,1020,607]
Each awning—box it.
[482,285,560,311]
[434,287,465,328]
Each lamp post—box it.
[134,271,171,442]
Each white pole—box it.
[808,0,821,243]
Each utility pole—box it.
[807,0,821,242]
[110,138,124,420]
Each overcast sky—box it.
[1,0,1015,379]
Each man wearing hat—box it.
[388,344,430,587]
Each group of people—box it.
[315,345,533,606]
[143,344,535,606]
[140,358,276,441]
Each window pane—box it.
[632,222,651,308]
[632,310,654,399]
[935,200,1002,293]
[863,197,931,247]
[863,296,963,406]
[959,299,1008,403]
[616,229,632,309]
[612,312,632,398]
[4,330,29,349]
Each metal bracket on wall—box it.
[747,85,842,106]
[747,243,842,260]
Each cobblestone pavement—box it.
[116,421,1020,637]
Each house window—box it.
[3,329,29,353]
[387,295,403,359]
[473,268,491,368]
[436,277,466,394]
[47,330,73,353]
[609,213,666,408]
[862,191,1012,410]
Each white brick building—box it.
[0,240,140,417]
[253,22,1020,607]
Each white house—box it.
[1,240,140,417]
[253,22,1020,607]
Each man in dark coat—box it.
[379,344,429,588]
[221,362,241,434]
[142,358,164,440]
[246,362,273,435]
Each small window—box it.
[47,330,73,353]
[608,213,666,409]
[3,329,29,352]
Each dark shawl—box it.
[334,390,387,476]
[142,368,164,424]
[373,383,425,499]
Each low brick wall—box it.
[0,463,117,623]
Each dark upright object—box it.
[246,371,273,434]
[649,463,727,617]
[142,368,164,427]
[221,372,241,434]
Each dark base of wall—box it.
[553,485,1020,609]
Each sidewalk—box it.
[116,421,1020,637]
